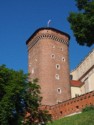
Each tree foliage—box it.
[0,65,51,125]
[68,0,94,46]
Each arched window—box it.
[32,68,34,74]
[56,64,60,70]
[62,57,65,62]
[55,74,60,80]
[29,63,31,67]
[57,88,61,94]
[51,54,55,59]
[61,47,63,51]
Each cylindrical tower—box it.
[26,27,71,105]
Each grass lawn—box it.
[48,110,94,125]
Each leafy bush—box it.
[82,105,94,112]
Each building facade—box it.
[70,49,94,98]
[26,27,71,105]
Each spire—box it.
[47,20,51,27]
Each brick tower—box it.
[26,27,71,105]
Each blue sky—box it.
[0,0,94,73]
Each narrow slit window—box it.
[56,64,60,70]
[51,54,55,59]
[55,74,60,80]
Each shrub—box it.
[82,105,94,112]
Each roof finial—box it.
[47,20,51,27]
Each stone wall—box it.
[41,90,94,120]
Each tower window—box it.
[29,63,31,67]
[61,47,63,51]
[56,64,60,70]
[55,74,60,80]
[35,58,37,61]
[32,68,34,74]
[52,45,55,48]
[57,88,61,94]
[62,57,65,62]
[51,54,55,59]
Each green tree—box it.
[68,0,94,46]
[0,65,51,125]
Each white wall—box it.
[71,49,94,80]
[88,73,94,91]
[71,49,94,98]
[71,87,81,98]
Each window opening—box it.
[55,74,60,80]
[62,57,65,62]
[56,64,60,70]
[51,54,55,59]
[57,88,61,94]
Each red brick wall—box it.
[27,28,71,106]
[41,90,94,120]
